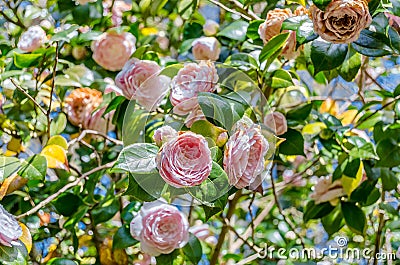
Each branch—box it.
[207,0,252,20]
[10,78,47,115]
[0,9,26,29]
[228,0,261,20]
[373,191,387,265]
[16,162,115,219]
[68,129,123,147]
[270,170,305,248]
[210,190,242,265]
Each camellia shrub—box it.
[0,0,399,264]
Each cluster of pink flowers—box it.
[0,205,22,247]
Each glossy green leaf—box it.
[341,202,366,235]
[113,226,138,249]
[217,20,249,41]
[304,201,335,222]
[311,40,348,73]
[18,155,47,180]
[113,143,159,174]
[0,156,21,182]
[279,129,305,156]
[182,234,202,264]
[13,53,42,68]
[259,33,289,63]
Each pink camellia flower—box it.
[115,59,170,110]
[170,61,218,115]
[189,221,218,246]
[156,131,212,188]
[310,176,346,205]
[18,26,47,52]
[203,20,219,36]
[224,116,269,189]
[153,125,178,147]
[64,88,113,134]
[386,12,400,34]
[91,30,136,71]
[130,200,189,256]
[0,205,22,247]
[264,112,288,135]
[192,37,221,61]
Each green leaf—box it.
[342,158,361,179]
[312,0,332,10]
[113,226,138,249]
[224,53,259,70]
[341,201,366,235]
[121,201,141,223]
[246,20,264,40]
[122,105,148,146]
[348,142,378,160]
[311,40,348,73]
[279,129,305,156]
[217,20,249,41]
[47,258,78,265]
[202,193,229,221]
[271,69,294,89]
[198,92,236,132]
[156,249,179,265]
[259,33,289,63]
[286,103,313,121]
[376,138,400,167]
[182,233,202,264]
[0,240,28,265]
[339,48,361,82]
[304,201,335,222]
[0,156,21,182]
[53,193,83,216]
[50,113,67,136]
[352,30,394,57]
[91,198,120,225]
[103,96,126,116]
[113,143,159,174]
[13,53,42,68]
[379,168,398,191]
[379,202,398,216]
[125,173,160,202]
[50,25,80,42]
[186,162,230,205]
[18,155,47,180]
[321,206,344,236]
[63,206,89,230]
[282,16,318,45]
[388,27,400,54]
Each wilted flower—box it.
[386,12,400,34]
[91,30,136,71]
[115,59,170,110]
[223,116,269,189]
[258,8,304,59]
[170,61,218,115]
[0,205,22,247]
[156,131,212,188]
[264,112,288,135]
[64,88,112,133]
[192,37,221,61]
[18,26,47,52]
[153,126,178,147]
[310,0,372,44]
[130,200,189,256]
[310,176,346,205]
[203,20,219,36]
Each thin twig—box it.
[0,10,26,29]
[210,190,243,265]
[228,0,261,20]
[10,79,47,115]
[207,0,252,20]
[270,169,305,248]
[223,217,261,253]
[248,192,256,240]
[372,191,387,265]
[67,129,123,147]
[16,162,115,219]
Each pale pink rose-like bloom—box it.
[264,112,288,135]
[192,37,221,61]
[386,12,400,34]
[156,131,212,188]
[170,61,218,115]
[310,0,372,44]
[130,200,189,256]
[189,221,218,246]
[18,26,47,52]
[153,125,178,147]
[203,20,219,36]
[0,205,22,247]
[91,31,136,71]
[64,88,113,134]
[310,176,346,205]
[184,107,206,128]
[103,0,132,26]
[224,116,269,189]
[115,59,170,110]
